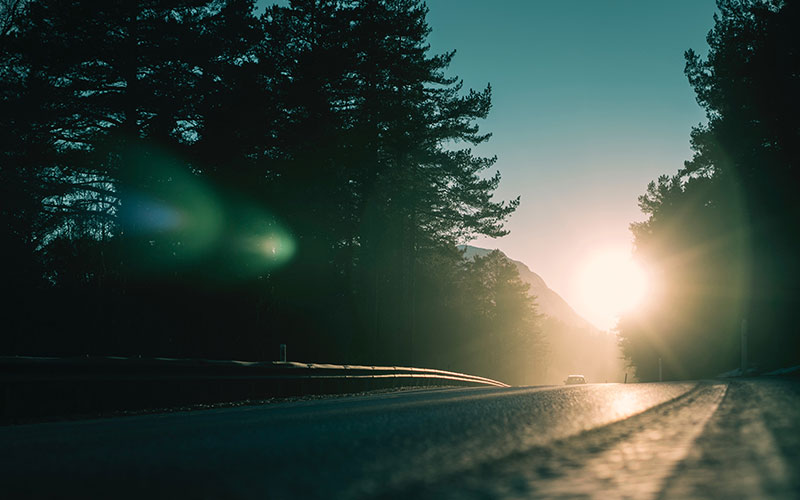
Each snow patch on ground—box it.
[718,365,800,378]
[763,365,800,376]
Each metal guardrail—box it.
[0,356,508,386]
[0,356,508,421]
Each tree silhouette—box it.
[256,0,519,364]
[620,0,800,379]
[461,250,542,384]
[1,0,532,384]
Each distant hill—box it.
[459,245,598,332]
[460,245,624,384]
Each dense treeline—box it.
[0,0,543,384]
[619,0,800,380]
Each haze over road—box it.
[2,379,798,499]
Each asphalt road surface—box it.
[1,378,798,499]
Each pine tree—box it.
[344,0,518,363]
[258,0,519,364]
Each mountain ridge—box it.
[459,245,599,332]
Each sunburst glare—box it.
[574,246,651,331]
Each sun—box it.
[573,246,650,331]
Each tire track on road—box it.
[531,382,726,499]
[394,382,726,499]
[659,379,798,499]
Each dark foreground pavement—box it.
[1,378,798,499]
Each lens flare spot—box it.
[258,233,295,262]
[237,228,296,274]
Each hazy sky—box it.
[423,0,718,328]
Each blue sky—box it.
[423,0,718,327]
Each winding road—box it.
[1,378,798,498]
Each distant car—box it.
[564,375,587,385]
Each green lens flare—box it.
[231,209,296,277]
[256,233,296,264]
[117,142,295,279]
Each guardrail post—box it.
[658,357,662,382]
[279,344,287,362]
[740,318,748,374]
